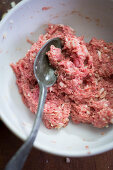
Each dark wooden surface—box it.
[0,0,113,170]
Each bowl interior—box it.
[0,0,113,156]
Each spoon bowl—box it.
[34,37,61,87]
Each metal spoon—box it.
[5,37,61,170]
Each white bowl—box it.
[0,0,113,157]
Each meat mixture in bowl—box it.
[11,24,113,129]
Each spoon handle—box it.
[5,84,47,170]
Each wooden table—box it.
[0,1,113,170]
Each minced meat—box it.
[11,24,113,129]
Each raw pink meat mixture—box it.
[11,24,113,129]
